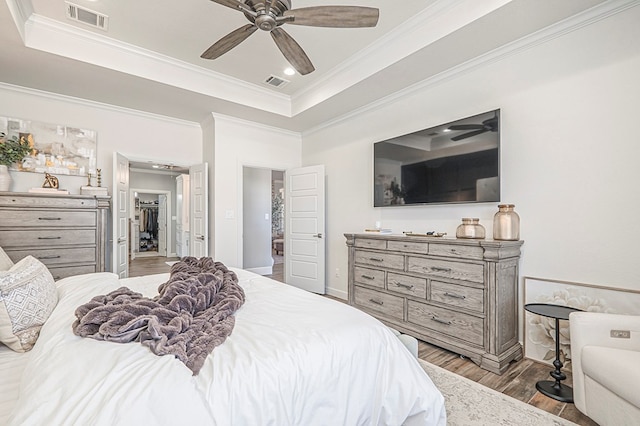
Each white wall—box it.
[302,7,640,300]
[211,115,302,268]
[0,84,202,195]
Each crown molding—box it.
[211,112,301,138]
[19,13,292,117]
[0,82,201,128]
[303,0,639,137]
[5,0,32,40]
[290,0,510,116]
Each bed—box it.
[1,260,446,425]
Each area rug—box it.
[419,360,576,426]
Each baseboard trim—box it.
[246,266,273,276]
[326,287,347,301]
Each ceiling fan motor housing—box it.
[244,0,290,31]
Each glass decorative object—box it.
[493,204,520,240]
[456,218,486,239]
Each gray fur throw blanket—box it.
[72,257,245,375]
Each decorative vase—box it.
[0,165,11,192]
[456,218,485,239]
[493,204,520,240]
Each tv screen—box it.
[374,109,500,206]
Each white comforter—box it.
[9,269,446,425]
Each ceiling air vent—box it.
[65,2,108,30]
[264,75,290,89]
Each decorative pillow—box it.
[0,246,13,271]
[0,256,58,352]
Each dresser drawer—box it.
[430,281,484,314]
[0,209,96,228]
[387,272,427,298]
[354,238,386,250]
[354,266,385,289]
[0,196,97,209]
[387,240,428,254]
[49,265,97,280]
[407,300,484,346]
[0,229,96,248]
[355,250,404,270]
[8,247,96,267]
[353,285,404,321]
[407,257,484,284]
[428,244,484,260]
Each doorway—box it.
[130,190,169,259]
[242,167,285,281]
[113,154,190,277]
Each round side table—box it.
[524,303,582,403]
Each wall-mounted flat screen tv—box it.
[374,109,500,206]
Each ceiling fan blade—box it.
[270,27,315,75]
[210,0,245,12]
[451,129,488,141]
[201,24,258,60]
[283,6,379,28]
[448,124,484,131]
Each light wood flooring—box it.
[126,255,596,425]
[128,255,179,277]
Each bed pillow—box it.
[0,256,58,352]
[0,246,13,271]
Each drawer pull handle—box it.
[431,317,452,326]
[444,292,466,300]
[361,274,375,280]
[430,267,452,273]
[369,257,384,262]
[369,298,384,306]
[38,236,62,240]
[394,282,414,290]
[37,255,61,260]
[38,217,62,221]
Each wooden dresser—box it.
[0,192,110,280]
[345,233,523,374]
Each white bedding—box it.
[8,269,446,425]
[0,345,29,424]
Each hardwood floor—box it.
[128,255,179,277]
[417,341,597,425]
[126,255,596,425]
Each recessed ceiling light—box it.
[283,68,295,76]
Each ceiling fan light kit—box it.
[202,0,380,75]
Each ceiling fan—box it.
[448,113,499,141]
[201,0,380,75]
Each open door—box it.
[113,152,129,278]
[189,163,208,257]
[285,165,325,294]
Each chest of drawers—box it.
[0,193,110,280]
[345,233,523,374]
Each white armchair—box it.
[569,312,640,426]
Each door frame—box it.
[130,188,172,258]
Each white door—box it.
[113,152,129,278]
[189,163,208,257]
[158,194,167,256]
[285,165,325,294]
